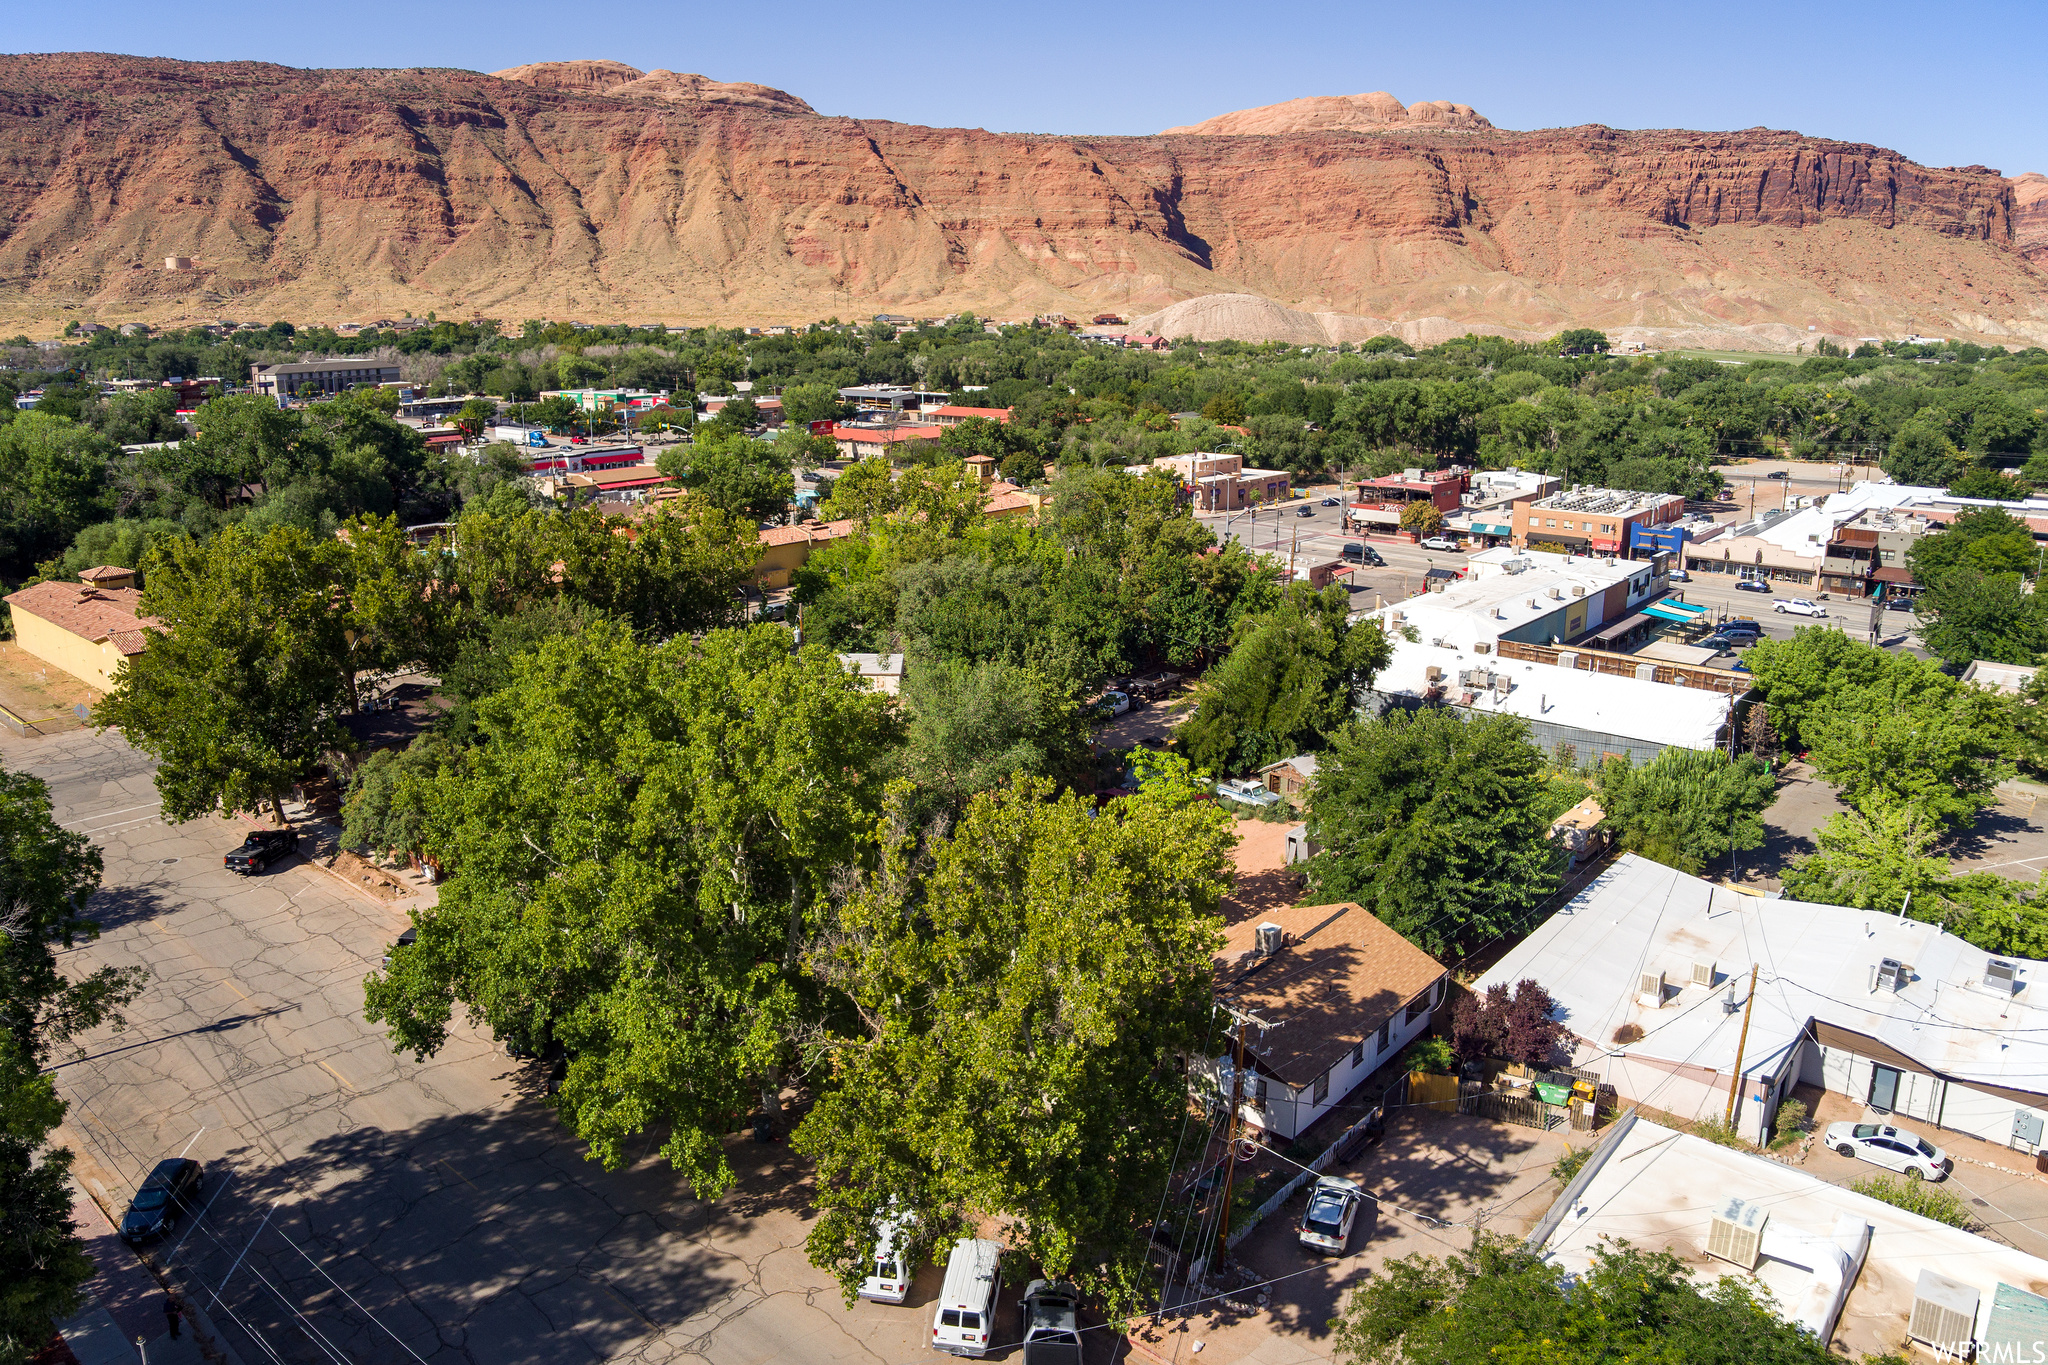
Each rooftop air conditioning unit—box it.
[1474,642,1492,654]
[1255,922,1284,956]
[1638,970,1666,1006]
[1548,587,1564,600]
[1986,958,2020,995]
[1907,1269,1980,1356]
[1877,957,1908,992]
[1558,651,1580,669]
[1692,961,1717,988]
[1571,585,1586,596]
[1425,665,1444,682]
[1706,1197,1767,1270]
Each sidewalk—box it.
[60,1167,244,1365]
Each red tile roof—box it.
[832,424,942,443]
[4,581,161,650]
[932,405,1012,421]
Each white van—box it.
[858,1208,913,1304]
[930,1237,1003,1355]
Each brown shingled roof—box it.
[3,581,161,649]
[1216,902,1445,1087]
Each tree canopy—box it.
[1305,708,1564,956]
[1595,747,1777,875]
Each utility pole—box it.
[1724,963,1761,1129]
[1214,1014,1248,1257]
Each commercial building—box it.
[1444,468,1559,546]
[1347,467,1468,536]
[836,385,950,414]
[1361,639,1737,766]
[830,424,942,461]
[3,577,159,692]
[1513,486,1684,553]
[927,405,1011,428]
[250,359,403,399]
[1369,547,1665,651]
[1150,451,1290,512]
[1538,1115,2048,1361]
[1478,854,2048,1152]
[538,388,667,413]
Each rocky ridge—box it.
[0,53,2042,346]
[1160,91,1491,136]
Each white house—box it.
[1213,902,1446,1142]
[1477,855,2048,1152]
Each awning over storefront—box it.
[1871,567,1916,585]
[1590,611,1657,644]
[1467,522,1512,537]
[1641,600,1709,623]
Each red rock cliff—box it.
[0,53,2041,342]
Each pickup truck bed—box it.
[225,829,298,874]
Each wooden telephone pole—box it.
[1724,964,1762,1129]
[1211,1000,1276,1259]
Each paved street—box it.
[8,727,945,1365]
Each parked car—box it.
[1215,778,1282,807]
[1092,690,1132,720]
[225,828,298,875]
[1734,578,1772,594]
[858,1207,914,1304]
[1295,505,1316,517]
[1776,598,1828,617]
[1698,635,1745,654]
[1716,620,1765,639]
[1823,1121,1950,1181]
[1885,596,1918,612]
[1017,1281,1083,1365]
[1298,1175,1365,1254]
[1419,535,1461,552]
[382,924,418,968]
[932,1238,1003,1356]
[121,1158,203,1243]
[1766,469,1791,479]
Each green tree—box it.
[0,769,147,1363]
[780,382,847,429]
[1178,586,1390,776]
[794,764,1233,1312]
[339,736,454,859]
[0,413,114,574]
[1594,748,1777,875]
[655,430,793,522]
[364,622,900,1195]
[1305,709,1560,956]
[1946,466,2033,501]
[1398,499,1444,537]
[452,397,497,441]
[900,656,1089,807]
[95,525,356,822]
[1330,1236,1842,1365]
[1882,412,1962,486]
[1916,568,2048,667]
[1906,507,2039,582]
[1553,328,1611,356]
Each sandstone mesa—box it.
[0,53,2043,347]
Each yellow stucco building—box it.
[4,573,159,693]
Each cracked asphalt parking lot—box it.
[16,728,945,1365]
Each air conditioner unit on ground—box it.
[1986,958,2020,995]
[1706,1197,1767,1269]
[1692,961,1717,987]
[1908,1269,1980,1356]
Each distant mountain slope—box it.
[1160,91,1491,136]
[0,54,2042,345]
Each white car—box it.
[1775,598,1828,617]
[1823,1121,1950,1181]
[1298,1176,1365,1253]
[857,1208,913,1304]
[1214,778,1283,807]
[1093,690,1131,718]
[1419,536,1461,552]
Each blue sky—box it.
[13,0,2041,176]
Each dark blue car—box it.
[121,1158,202,1243]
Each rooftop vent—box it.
[1986,958,2020,996]
[1706,1197,1767,1270]
[1876,957,1908,993]
[1571,585,1586,597]
[1908,1270,1980,1357]
[1255,922,1284,957]
[1425,664,1444,682]
[1637,970,1667,1007]
[1691,961,1717,988]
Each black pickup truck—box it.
[225,829,298,874]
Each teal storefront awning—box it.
[1642,600,1708,622]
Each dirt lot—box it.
[1131,1110,1574,1365]
[0,640,98,727]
